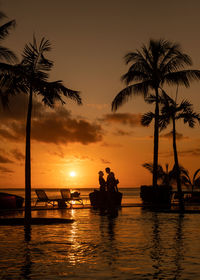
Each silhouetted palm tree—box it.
[159,93,200,210]
[142,162,187,187]
[181,168,200,192]
[142,162,176,186]
[112,39,200,188]
[12,36,82,225]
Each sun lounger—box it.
[35,189,62,207]
[60,189,83,207]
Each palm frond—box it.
[164,70,200,87]
[121,69,149,85]
[34,80,81,107]
[112,81,151,111]
[0,46,17,63]
[142,163,154,173]
[22,36,53,73]
[159,114,170,131]
[141,112,154,126]
[179,99,192,111]
[178,111,200,127]
[161,52,192,74]
[193,168,200,183]
[194,177,200,188]
[0,19,16,39]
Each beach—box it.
[1,189,200,279]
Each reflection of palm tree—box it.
[159,94,200,210]
[99,213,119,266]
[20,244,32,280]
[150,212,163,278]
[14,37,82,225]
[181,168,200,192]
[173,214,184,279]
[112,39,200,188]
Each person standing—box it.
[105,167,119,192]
[98,171,106,192]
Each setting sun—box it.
[69,171,76,177]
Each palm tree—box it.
[159,93,200,210]
[7,36,82,225]
[180,168,200,192]
[142,162,187,186]
[112,39,200,188]
[142,162,176,186]
[0,11,17,107]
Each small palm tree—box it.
[112,39,200,188]
[5,36,82,225]
[159,93,200,210]
[142,162,187,186]
[181,168,200,192]
[142,162,176,186]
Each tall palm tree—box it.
[8,36,82,225]
[159,93,200,210]
[112,39,200,188]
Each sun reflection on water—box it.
[1,208,200,279]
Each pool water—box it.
[1,207,200,279]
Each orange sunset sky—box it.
[1,0,200,188]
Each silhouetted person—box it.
[98,171,106,192]
[105,167,119,192]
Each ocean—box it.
[1,188,200,279]
[0,187,142,206]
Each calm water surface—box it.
[1,208,200,279]
[1,189,200,279]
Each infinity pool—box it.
[0,207,200,279]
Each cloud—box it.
[101,113,142,127]
[0,106,103,145]
[160,131,189,140]
[101,158,111,164]
[159,147,200,158]
[73,155,94,161]
[31,112,103,145]
[0,154,13,163]
[0,127,23,142]
[114,129,134,136]
[0,93,43,122]
[179,148,200,157]
[11,149,24,161]
[101,142,123,147]
[0,166,13,173]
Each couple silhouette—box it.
[98,167,119,192]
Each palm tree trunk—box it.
[172,118,184,212]
[153,87,159,188]
[25,86,33,225]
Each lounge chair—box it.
[60,189,83,207]
[35,189,61,207]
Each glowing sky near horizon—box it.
[1,0,200,188]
